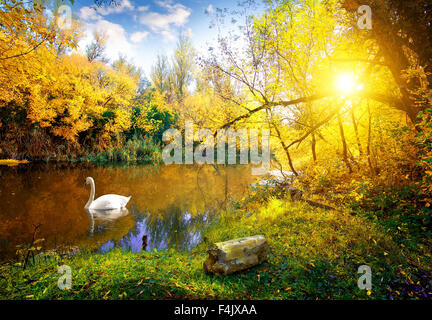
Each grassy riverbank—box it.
[0,134,164,164]
[1,195,431,300]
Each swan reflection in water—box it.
[85,207,130,235]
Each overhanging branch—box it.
[214,89,406,140]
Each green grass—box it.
[1,198,431,300]
[349,183,432,251]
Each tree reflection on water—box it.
[100,204,213,254]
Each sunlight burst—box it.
[336,74,358,93]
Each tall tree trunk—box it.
[273,124,298,176]
[337,111,353,173]
[311,132,317,162]
[350,107,363,157]
[366,102,375,176]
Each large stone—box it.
[203,235,268,275]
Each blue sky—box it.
[69,0,238,77]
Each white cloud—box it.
[137,5,149,12]
[160,30,177,42]
[95,0,134,16]
[79,1,191,44]
[79,19,136,62]
[139,2,191,32]
[80,0,134,21]
[80,6,101,21]
[130,31,149,43]
[205,4,214,14]
[138,1,191,42]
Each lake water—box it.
[0,163,257,261]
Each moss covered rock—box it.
[203,235,268,275]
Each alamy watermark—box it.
[56,5,72,30]
[162,121,270,175]
[357,265,372,290]
[58,265,72,290]
[357,5,372,30]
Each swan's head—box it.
[85,177,93,185]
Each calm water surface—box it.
[0,163,257,260]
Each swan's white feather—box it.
[89,194,131,210]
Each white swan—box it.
[84,177,131,210]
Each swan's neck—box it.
[85,179,95,209]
